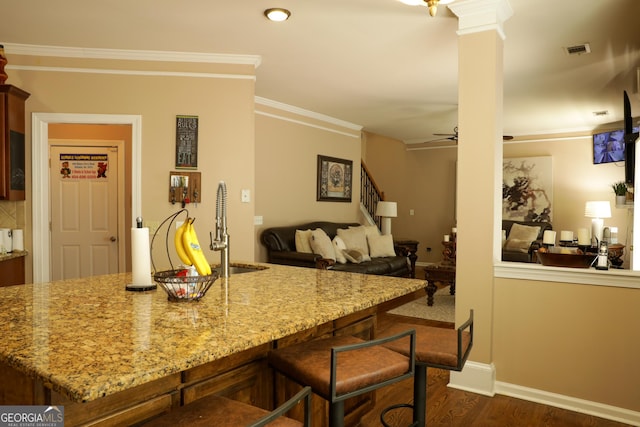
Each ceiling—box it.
[2,0,640,144]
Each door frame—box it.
[32,113,142,284]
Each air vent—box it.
[565,43,591,55]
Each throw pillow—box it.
[343,249,366,264]
[352,225,380,239]
[295,229,313,253]
[503,238,532,253]
[505,223,540,254]
[337,227,371,261]
[508,223,541,242]
[333,236,348,264]
[368,234,396,258]
[310,228,336,261]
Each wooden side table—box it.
[394,238,419,278]
[424,264,456,306]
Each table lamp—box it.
[375,201,397,235]
[584,201,611,246]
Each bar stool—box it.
[379,309,474,427]
[268,329,417,427]
[141,385,312,427]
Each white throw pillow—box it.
[337,227,371,261]
[309,228,336,261]
[505,223,540,253]
[368,234,396,258]
[295,229,313,253]
[352,225,380,239]
[333,236,348,264]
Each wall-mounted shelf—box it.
[169,171,201,206]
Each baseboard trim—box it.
[447,361,640,426]
[495,381,640,426]
[448,361,496,396]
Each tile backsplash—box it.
[0,201,18,228]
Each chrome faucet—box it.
[210,181,230,278]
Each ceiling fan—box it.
[425,127,514,144]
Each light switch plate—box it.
[254,215,263,225]
[241,189,251,203]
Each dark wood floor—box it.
[360,312,632,427]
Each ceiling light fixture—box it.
[264,8,291,22]
[398,0,455,17]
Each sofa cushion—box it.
[337,227,371,261]
[295,229,313,253]
[368,234,396,258]
[310,229,335,261]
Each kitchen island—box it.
[0,263,426,426]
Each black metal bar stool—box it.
[268,329,417,427]
[141,385,312,427]
[378,309,474,427]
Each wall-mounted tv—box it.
[593,126,638,165]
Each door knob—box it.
[110,236,117,242]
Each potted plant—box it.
[612,181,627,205]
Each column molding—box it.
[449,0,513,39]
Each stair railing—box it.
[361,161,384,229]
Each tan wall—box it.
[8,53,256,273]
[363,132,457,264]
[254,104,362,261]
[494,278,640,411]
[365,132,639,412]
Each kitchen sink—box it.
[213,264,268,275]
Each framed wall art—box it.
[316,155,353,202]
[502,156,553,222]
[175,115,198,169]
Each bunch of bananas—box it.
[175,218,212,276]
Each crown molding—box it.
[2,43,262,67]
[255,96,362,134]
[448,0,513,40]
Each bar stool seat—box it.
[378,309,474,427]
[141,386,312,427]
[268,330,417,427]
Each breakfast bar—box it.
[0,263,426,426]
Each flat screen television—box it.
[593,126,639,165]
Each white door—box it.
[50,145,119,280]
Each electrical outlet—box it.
[409,209,415,216]
[176,220,184,230]
[254,215,263,225]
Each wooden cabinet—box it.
[0,255,25,286]
[0,85,30,201]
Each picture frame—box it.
[175,115,198,169]
[316,155,353,202]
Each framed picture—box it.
[317,155,353,202]
[175,115,198,169]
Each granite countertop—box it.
[0,263,425,403]
[0,250,27,262]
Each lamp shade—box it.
[584,201,611,218]
[375,201,397,217]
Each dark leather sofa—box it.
[502,219,553,263]
[260,221,411,277]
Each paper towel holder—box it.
[126,217,157,292]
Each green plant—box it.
[612,181,627,196]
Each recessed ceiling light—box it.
[264,8,291,22]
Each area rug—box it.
[387,289,455,323]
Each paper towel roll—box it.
[131,227,152,286]
[12,229,23,251]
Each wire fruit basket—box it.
[151,209,219,302]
